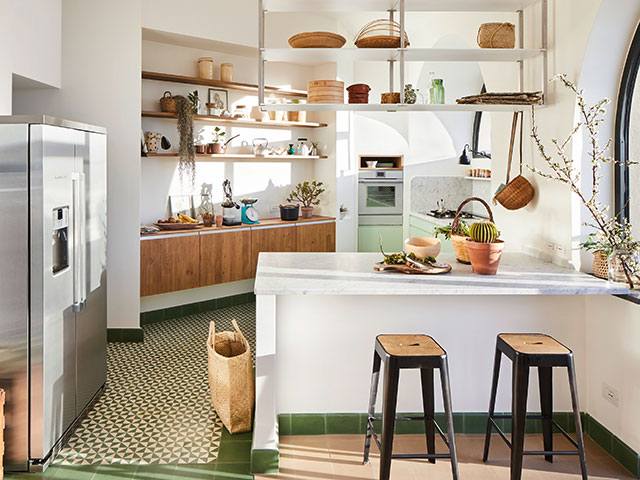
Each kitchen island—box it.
[250,252,628,473]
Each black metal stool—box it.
[483,333,588,480]
[363,334,459,480]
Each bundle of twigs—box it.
[457,91,543,105]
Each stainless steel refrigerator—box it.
[0,116,107,471]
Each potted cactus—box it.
[465,221,504,275]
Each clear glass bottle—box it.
[295,138,309,156]
[430,79,445,105]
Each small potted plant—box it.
[465,221,504,275]
[580,234,613,280]
[434,220,471,264]
[212,126,226,154]
[287,180,325,218]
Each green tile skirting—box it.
[140,292,255,326]
[269,412,639,478]
[250,448,279,474]
[106,327,144,343]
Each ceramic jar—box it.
[144,132,162,153]
[198,57,214,79]
[220,63,233,82]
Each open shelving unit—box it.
[142,110,327,129]
[258,0,548,112]
[146,153,327,160]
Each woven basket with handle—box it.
[494,111,534,210]
[354,19,410,48]
[451,197,495,264]
[159,91,177,113]
[477,22,515,48]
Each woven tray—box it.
[289,32,346,48]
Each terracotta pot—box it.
[202,213,214,227]
[300,206,313,218]
[466,239,505,275]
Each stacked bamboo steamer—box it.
[308,80,344,104]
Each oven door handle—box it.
[358,179,402,184]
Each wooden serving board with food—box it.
[155,213,203,230]
[374,262,451,275]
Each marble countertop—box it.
[254,252,628,296]
[410,211,488,227]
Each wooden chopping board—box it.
[374,262,452,275]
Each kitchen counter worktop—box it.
[410,211,487,227]
[140,215,335,238]
[254,252,628,296]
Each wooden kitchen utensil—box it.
[494,111,534,210]
[451,197,495,264]
[374,262,452,275]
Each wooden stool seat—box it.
[377,334,445,357]
[499,333,570,355]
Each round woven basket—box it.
[159,91,177,113]
[288,32,346,49]
[477,22,515,49]
[451,197,495,264]
[592,251,609,280]
[355,19,410,48]
[495,175,534,210]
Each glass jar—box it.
[198,57,214,80]
[607,247,640,287]
[430,79,445,105]
[220,63,233,82]
[295,138,310,156]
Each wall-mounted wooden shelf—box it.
[142,71,306,98]
[145,153,327,160]
[464,176,492,181]
[142,110,326,129]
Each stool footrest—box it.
[392,453,453,460]
[367,416,452,456]
[487,416,581,455]
[368,415,426,422]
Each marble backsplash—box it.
[410,176,492,217]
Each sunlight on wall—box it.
[233,162,292,194]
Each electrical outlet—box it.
[602,383,619,407]
[270,205,279,216]
[547,241,555,251]
[555,243,565,254]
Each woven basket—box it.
[355,19,410,48]
[159,91,177,113]
[494,112,534,210]
[593,251,609,280]
[288,32,346,48]
[308,80,344,104]
[381,92,401,104]
[451,197,495,264]
[477,22,515,48]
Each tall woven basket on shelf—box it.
[450,197,495,264]
[592,251,609,280]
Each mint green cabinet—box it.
[358,225,403,252]
[408,215,454,253]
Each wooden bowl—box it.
[404,237,441,259]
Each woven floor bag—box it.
[207,319,254,434]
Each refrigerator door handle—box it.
[79,172,87,310]
[72,172,83,312]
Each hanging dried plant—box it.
[174,95,196,186]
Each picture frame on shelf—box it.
[208,88,228,116]
[169,195,194,218]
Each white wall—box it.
[13,0,142,330]
[0,0,61,114]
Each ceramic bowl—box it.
[366,160,378,168]
[404,237,441,259]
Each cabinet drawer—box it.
[297,221,336,252]
[251,225,297,276]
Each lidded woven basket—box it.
[477,22,515,48]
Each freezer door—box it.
[74,130,107,414]
[0,124,30,470]
[29,125,77,461]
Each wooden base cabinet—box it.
[140,218,336,296]
[251,224,297,276]
[140,233,200,296]
[200,228,252,286]
[297,220,335,252]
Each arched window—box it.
[615,21,640,231]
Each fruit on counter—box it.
[157,216,179,223]
[469,221,499,243]
[177,213,199,223]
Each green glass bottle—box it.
[430,79,445,105]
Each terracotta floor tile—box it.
[259,434,635,480]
